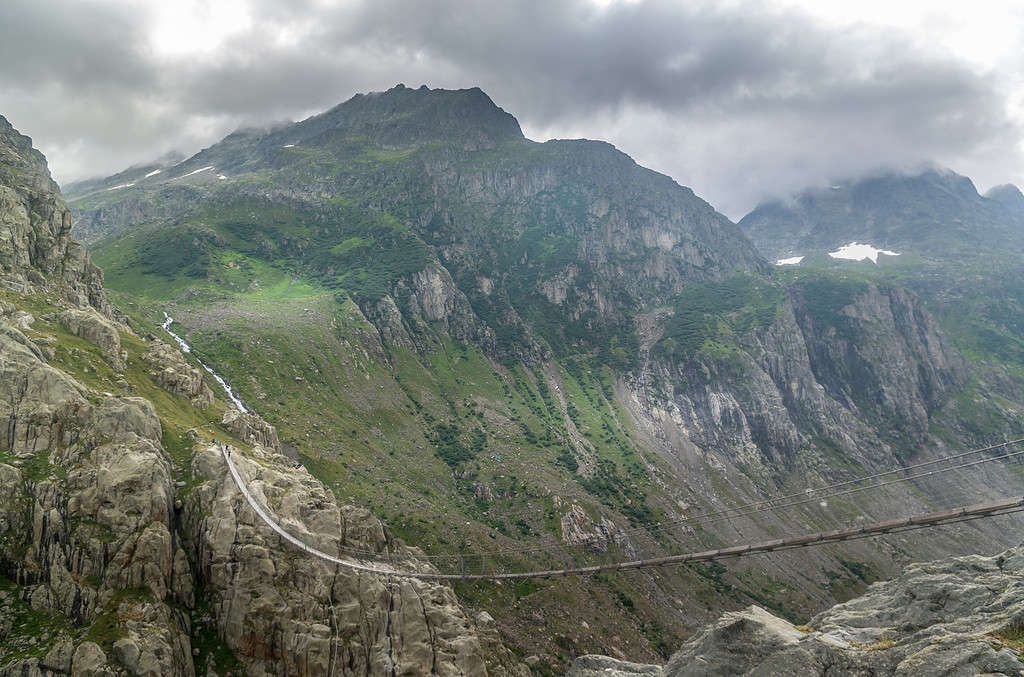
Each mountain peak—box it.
[0,114,58,193]
[739,165,1024,260]
[296,84,524,150]
[985,183,1024,210]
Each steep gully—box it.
[161,311,248,412]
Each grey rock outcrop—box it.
[559,502,630,553]
[144,338,214,408]
[221,408,279,452]
[566,656,661,676]
[60,307,124,370]
[0,115,110,316]
[636,280,964,473]
[569,543,1024,676]
[186,443,488,676]
[0,319,193,675]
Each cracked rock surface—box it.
[569,543,1024,676]
[187,443,489,676]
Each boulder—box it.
[144,338,214,408]
[60,307,123,370]
[222,408,280,452]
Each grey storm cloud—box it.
[1,0,1020,217]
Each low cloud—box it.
[1,0,1020,217]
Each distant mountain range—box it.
[739,168,1024,263]
[739,167,1024,370]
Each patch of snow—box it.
[828,242,900,264]
[217,174,227,180]
[830,185,842,190]
[173,165,214,180]
[282,144,295,148]
[106,183,134,191]
[144,169,162,178]
[775,256,804,265]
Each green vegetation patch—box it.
[0,575,81,666]
[655,274,784,359]
[787,272,872,327]
[95,196,433,304]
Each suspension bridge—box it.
[220,441,1024,582]
[170,312,1024,582]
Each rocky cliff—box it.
[60,87,1024,669]
[0,115,110,315]
[0,114,511,676]
[568,541,1024,676]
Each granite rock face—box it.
[186,443,489,676]
[0,115,110,316]
[0,317,194,676]
[569,543,1024,676]
[144,337,214,408]
[221,408,280,452]
[60,307,125,370]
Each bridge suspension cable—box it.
[360,437,1024,562]
[245,437,1024,563]
[220,444,1024,581]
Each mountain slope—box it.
[738,167,1024,372]
[738,168,1024,262]
[0,114,513,676]
[65,88,1024,671]
[71,84,765,366]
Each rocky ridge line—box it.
[568,542,1024,676]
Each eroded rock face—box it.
[221,408,280,452]
[558,502,630,554]
[0,319,87,453]
[0,320,194,676]
[59,307,124,370]
[0,115,109,316]
[144,337,214,408]
[628,281,969,515]
[569,543,1024,676]
[0,114,189,667]
[186,443,488,676]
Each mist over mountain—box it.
[739,167,1024,262]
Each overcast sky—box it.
[1,0,1022,218]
